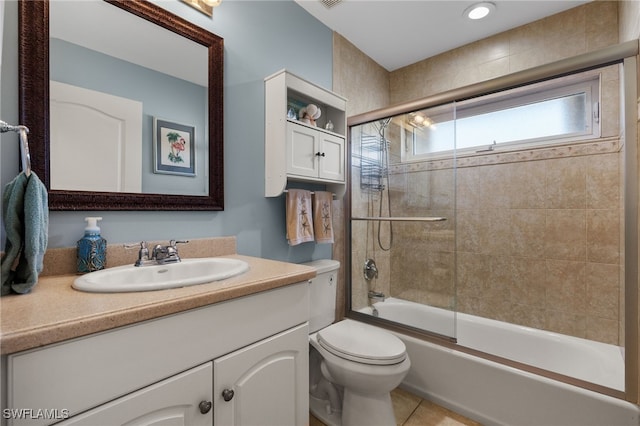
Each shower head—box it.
[374,118,392,136]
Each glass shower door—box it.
[349,102,458,340]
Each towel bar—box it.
[1,120,31,177]
[283,189,336,198]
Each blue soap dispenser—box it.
[77,217,107,273]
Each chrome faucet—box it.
[126,240,189,266]
[368,290,386,303]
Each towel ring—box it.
[1,120,31,177]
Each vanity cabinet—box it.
[265,69,347,197]
[4,283,309,426]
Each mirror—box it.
[19,0,224,210]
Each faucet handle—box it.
[124,242,150,266]
[124,241,147,250]
[169,239,189,248]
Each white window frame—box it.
[402,70,602,162]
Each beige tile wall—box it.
[385,138,623,344]
[389,1,619,106]
[333,34,390,319]
[619,0,640,42]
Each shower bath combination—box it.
[348,41,640,420]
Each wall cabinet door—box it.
[317,132,344,182]
[58,363,213,426]
[287,122,319,178]
[286,122,345,182]
[213,323,309,426]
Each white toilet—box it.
[303,260,410,426]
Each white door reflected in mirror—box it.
[50,81,143,193]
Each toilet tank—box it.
[301,259,340,333]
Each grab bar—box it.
[351,216,447,222]
[1,120,31,177]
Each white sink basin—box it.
[73,258,250,293]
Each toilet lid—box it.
[317,321,407,365]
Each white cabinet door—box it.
[318,132,345,182]
[58,363,212,426]
[286,122,319,178]
[213,324,309,426]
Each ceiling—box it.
[294,0,591,71]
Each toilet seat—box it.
[317,320,407,365]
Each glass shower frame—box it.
[345,40,639,403]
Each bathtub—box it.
[360,297,640,426]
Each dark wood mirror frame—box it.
[19,0,224,210]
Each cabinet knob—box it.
[315,152,325,157]
[222,388,235,402]
[199,400,212,414]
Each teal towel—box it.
[1,172,49,295]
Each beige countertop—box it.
[0,255,316,355]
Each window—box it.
[404,72,601,160]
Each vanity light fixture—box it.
[181,0,221,17]
[464,2,495,20]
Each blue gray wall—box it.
[1,0,334,263]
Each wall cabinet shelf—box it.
[265,69,347,197]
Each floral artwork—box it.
[153,118,196,176]
[166,132,187,164]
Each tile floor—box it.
[310,387,482,426]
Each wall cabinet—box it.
[4,283,309,426]
[265,69,347,197]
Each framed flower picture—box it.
[153,118,196,176]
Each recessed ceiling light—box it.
[464,2,496,20]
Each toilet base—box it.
[309,389,396,426]
[310,394,342,426]
[342,389,396,426]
